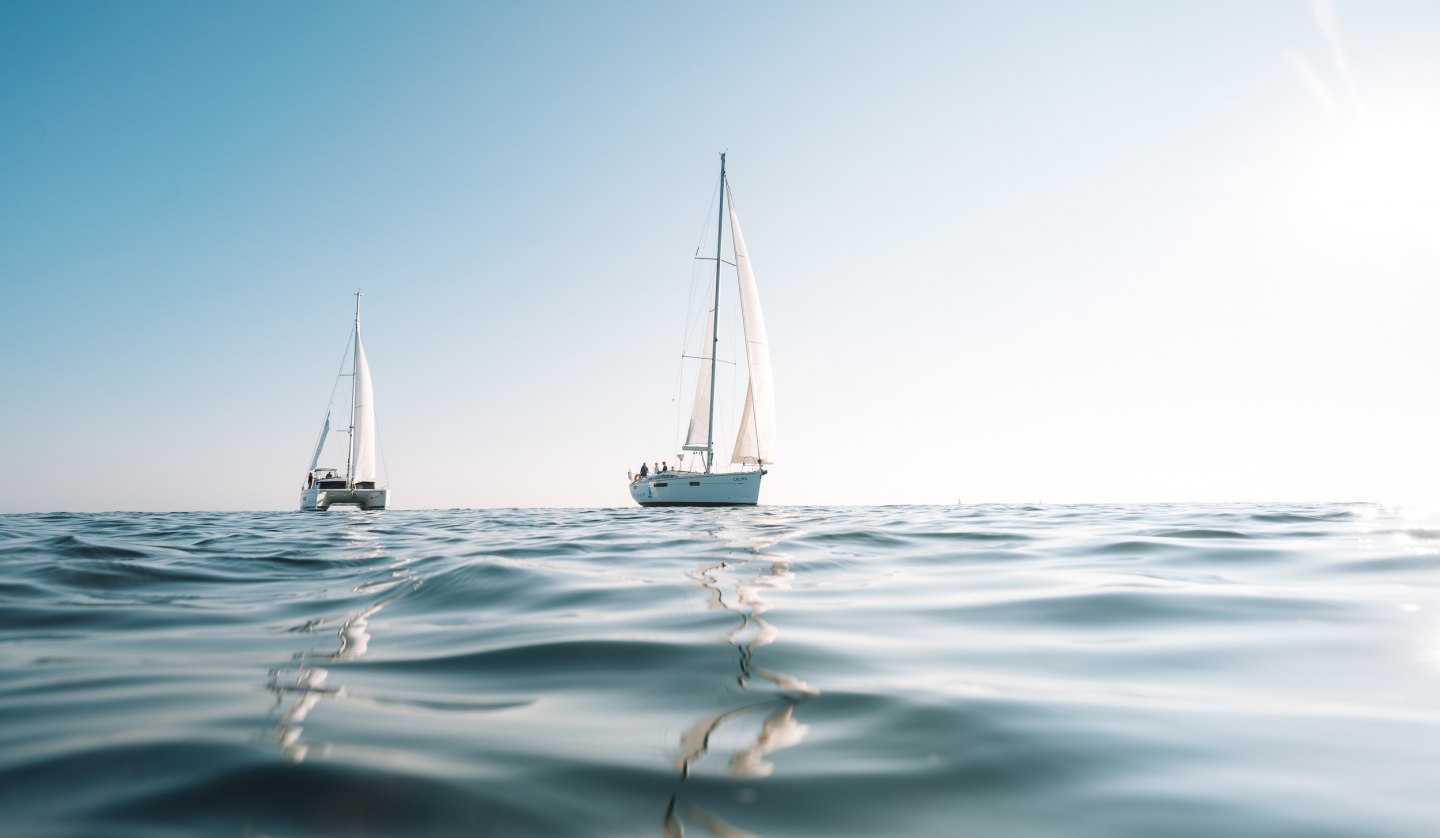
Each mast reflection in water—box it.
[267,519,417,763]
[666,528,817,836]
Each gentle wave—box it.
[1,503,1438,836]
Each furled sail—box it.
[350,330,377,483]
[683,276,717,450]
[308,411,330,472]
[727,186,776,464]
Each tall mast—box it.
[346,290,361,485]
[704,154,725,474]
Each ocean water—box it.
[1,503,1438,837]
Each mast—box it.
[704,153,725,474]
[346,290,361,486]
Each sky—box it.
[2,0,1439,512]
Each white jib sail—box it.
[684,275,717,450]
[727,185,776,465]
[350,330,378,483]
[308,411,330,472]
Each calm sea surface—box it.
[1,504,1438,837]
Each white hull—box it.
[300,487,390,511]
[629,470,763,506]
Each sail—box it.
[727,186,776,465]
[350,330,378,483]
[730,380,758,464]
[308,411,330,472]
[684,275,717,450]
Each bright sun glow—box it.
[1287,102,1440,254]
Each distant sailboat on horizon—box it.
[301,293,389,511]
[629,153,776,507]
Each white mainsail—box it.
[727,186,776,465]
[684,276,717,450]
[350,330,377,483]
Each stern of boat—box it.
[301,487,390,511]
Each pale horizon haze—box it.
[3,0,1438,512]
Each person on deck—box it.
[640,463,649,478]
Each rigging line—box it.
[680,167,725,354]
[309,327,355,463]
[323,327,354,414]
[375,415,390,487]
[680,253,702,362]
[691,175,721,258]
[648,397,675,464]
[679,170,722,356]
[669,348,686,457]
[672,257,702,452]
[670,256,712,455]
[672,170,725,451]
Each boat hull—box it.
[300,487,390,511]
[629,471,763,507]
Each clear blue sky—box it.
[2,1,1438,511]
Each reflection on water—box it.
[272,663,341,763]
[267,516,418,763]
[731,704,808,779]
[270,602,389,763]
[337,602,383,660]
[667,522,818,836]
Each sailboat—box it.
[300,293,390,511]
[629,153,776,507]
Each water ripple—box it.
[0,503,1437,836]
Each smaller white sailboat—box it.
[629,153,776,507]
[300,293,390,511]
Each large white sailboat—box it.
[300,293,389,511]
[630,154,776,507]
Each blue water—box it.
[1,504,1438,836]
